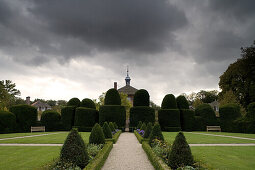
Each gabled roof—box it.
[118,85,138,95]
[31,100,51,108]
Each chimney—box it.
[26,96,30,105]
[114,82,117,90]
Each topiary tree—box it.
[195,103,217,130]
[67,98,80,107]
[140,122,147,131]
[80,98,96,109]
[168,132,194,169]
[41,110,61,131]
[9,104,37,132]
[246,102,255,121]
[113,122,118,129]
[0,110,16,133]
[133,89,150,106]
[161,94,177,109]
[104,88,121,105]
[102,122,112,139]
[149,123,164,146]
[89,123,105,144]
[137,121,142,129]
[60,128,89,169]
[176,95,189,109]
[109,122,115,132]
[144,122,153,138]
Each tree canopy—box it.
[219,41,255,108]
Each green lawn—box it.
[197,131,255,139]
[0,132,90,144]
[191,146,255,170]
[0,146,61,170]
[163,132,255,144]
[0,132,58,139]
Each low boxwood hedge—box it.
[105,130,122,144]
[158,109,180,131]
[84,141,113,170]
[134,130,144,144]
[129,106,155,127]
[99,105,126,127]
[142,141,171,170]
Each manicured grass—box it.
[0,132,57,139]
[198,131,255,139]
[191,146,255,170]
[163,132,255,144]
[0,132,90,144]
[0,146,61,170]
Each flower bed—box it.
[105,130,122,144]
[134,129,149,144]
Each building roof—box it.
[31,100,51,108]
[118,85,138,95]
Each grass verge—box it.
[84,141,113,170]
[142,141,170,170]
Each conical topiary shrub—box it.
[109,122,115,132]
[113,122,118,129]
[144,122,153,138]
[149,122,164,145]
[168,132,194,169]
[102,122,112,139]
[89,123,105,144]
[137,121,142,129]
[140,122,147,131]
[60,128,89,169]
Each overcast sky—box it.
[0,0,254,105]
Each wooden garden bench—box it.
[31,126,45,132]
[206,126,221,132]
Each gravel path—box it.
[188,132,255,141]
[102,132,154,170]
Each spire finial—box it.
[125,66,131,86]
[127,65,129,76]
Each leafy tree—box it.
[196,90,218,103]
[150,101,160,111]
[46,100,57,107]
[192,98,203,108]
[57,100,67,106]
[219,41,255,108]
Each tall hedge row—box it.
[176,95,189,109]
[161,94,177,109]
[74,107,98,131]
[133,89,150,107]
[41,110,61,131]
[195,104,217,130]
[9,104,37,132]
[219,103,241,132]
[67,98,80,107]
[0,110,16,133]
[180,109,195,131]
[158,109,180,131]
[104,88,121,105]
[61,106,76,131]
[99,105,126,127]
[129,106,155,127]
[80,98,96,109]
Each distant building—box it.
[209,100,219,117]
[31,100,51,112]
[115,67,138,106]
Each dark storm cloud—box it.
[29,0,187,53]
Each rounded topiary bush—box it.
[9,104,37,132]
[247,102,255,121]
[61,106,76,131]
[168,132,194,169]
[137,121,142,129]
[140,122,147,131]
[149,123,164,145]
[161,94,177,109]
[195,104,217,129]
[133,89,150,107]
[67,98,80,107]
[144,122,153,138]
[130,106,155,127]
[74,107,98,131]
[60,128,89,169]
[102,122,112,139]
[176,95,189,109]
[0,110,16,133]
[109,122,115,132]
[219,103,241,132]
[89,123,105,144]
[80,98,96,109]
[104,88,121,105]
[41,110,61,131]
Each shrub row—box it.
[41,110,61,131]
[99,106,126,127]
[158,109,180,131]
[130,106,155,127]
